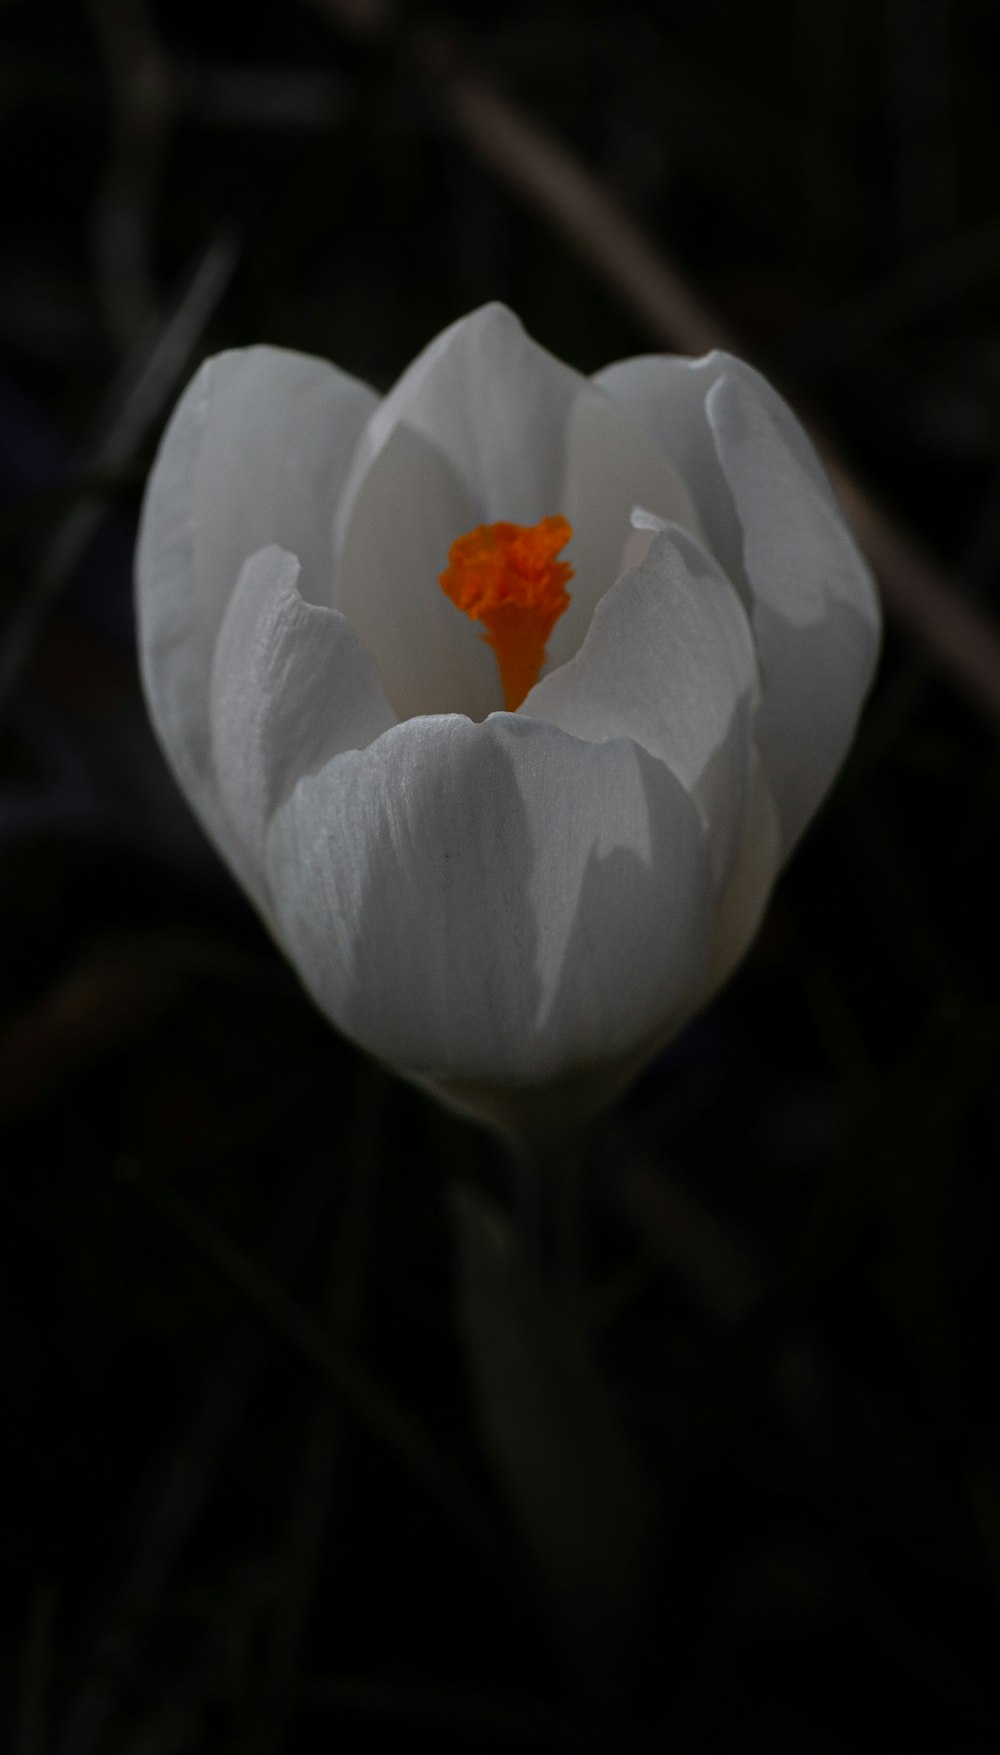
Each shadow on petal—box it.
[267,715,712,1135]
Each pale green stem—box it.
[507,1125,595,1304]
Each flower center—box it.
[439,516,574,712]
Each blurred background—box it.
[2,1,999,1750]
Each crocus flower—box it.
[136,304,880,1132]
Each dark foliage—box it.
[2,2,999,1750]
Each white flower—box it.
[136,303,880,1133]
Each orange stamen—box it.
[439,515,574,711]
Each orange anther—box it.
[439,515,574,711]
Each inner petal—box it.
[549,384,705,671]
[332,305,586,562]
[330,329,706,726]
[333,423,501,722]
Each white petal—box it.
[706,368,880,849]
[264,713,713,1121]
[547,384,705,670]
[333,303,585,550]
[525,523,759,891]
[596,350,880,851]
[209,545,397,907]
[332,422,501,722]
[136,345,377,849]
[594,352,749,588]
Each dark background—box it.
[2,1,999,1750]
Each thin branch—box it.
[309,0,1000,727]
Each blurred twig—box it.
[432,58,739,362]
[827,460,1000,721]
[88,0,174,350]
[309,0,1000,728]
[0,932,282,1118]
[783,216,1000,368]
[54,1131,342,1755]
[0,234,237,717]
[616,1155,757,1328]
[612,1145,826,1439]
[117,1157,514,1582]
[189,65,347,128]
[0,956,179,1117]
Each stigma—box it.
[439,516,574,711]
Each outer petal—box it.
[264,713,713,1131]
[209,545,397,909]
[593,352,749,589]
[594,351,880,851]
[136,345,377,852]
[706,368,880,850]
[524,523,760,893]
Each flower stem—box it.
[508,1125,593,1300]
[454,1124,652,1708]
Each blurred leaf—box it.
[253,1064,383,1755]
[13,1584,55,1755]
[296,1673,576,1743]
